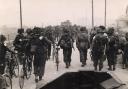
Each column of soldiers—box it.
[13,27,52,83]
[1,25,128,85]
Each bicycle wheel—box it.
[3,74,12,89]
[55,52,59,71]
[14,55,19,77]
[19,68,24,89]
[25,57,32,79]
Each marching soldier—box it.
[0,34,14,89]
[13,28,25,64]
[45,27,54,60]
[122,32,128,69]
[24,28,33,71]
[31,27,51,82]
[76,27,90,67]
[58,28,74,68]
[106,27,119,71]
[92,26,108,71]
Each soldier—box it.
[58,28,74,68]
[106,27,119,71]
[24,28,33,71]
[0,34,14,89]
[31,27,51,83]
[92,26,108,71]
[76,27,90,67]
[90,27,97,45]
[45,27,54,60]
[122,32,128,69]
[13,28,25,64]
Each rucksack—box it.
[77,33,89,49]
[93,34,107,52]
[59,35,72,49]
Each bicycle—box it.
[19,53,33,89]
[54,44,60,71]
[0,65,12,89]
[6,52,19,78]
[52,43,56,61]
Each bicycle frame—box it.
[55,45,60,71]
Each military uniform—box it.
[92,29,108,71]
[106,35,119,70]
[58,30,74,68]
[0,35,13,89]
[45,29,54,60]
[0,42,12,74]
[76,27,90,67]
[13,32,25,64]
[31,34,51,82]
[122,33,128,69]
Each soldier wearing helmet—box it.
[76,27,90,67]
[91,26,108,71]
[122,32,128,69]
[106,27,119,71]
[0,34,14,74]
[58,28,74,68]
[13,28,25,64]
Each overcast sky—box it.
[1,0,128,27]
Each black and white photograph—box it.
[0,0,128,89]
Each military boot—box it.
[65,62,69,68]
[99,65,103,71]
[113,65,116,71]
[108,65,112,70]
[35,75,38,83]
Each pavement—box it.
[10,47,128,89]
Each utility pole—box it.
[92,0,94,28]
[19,0,23,29]
[105,0,107,27]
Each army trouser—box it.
[92,51,104,71]
[33,52,47,78]
[48,44,52,59]
[106,52,117,70]
[63,48,72,67]
[0,64,6,89]
[122,52,128,68]
[79,48,87,64]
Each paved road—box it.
[10,47,128,89]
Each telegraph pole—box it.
[19,0,23,29]
[92,0,94,28]
[105,0,107,27]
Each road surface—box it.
[10,47,128,89]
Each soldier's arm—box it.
[44,37,52,45]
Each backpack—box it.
[59,35,72,49]
[93,34,106,52]
[77,33,89,49]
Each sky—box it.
[1,0,128,27]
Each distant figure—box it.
[45,27,54,60]
[76,27,90,67]
[122,32,128,69]
[0,34,14,89]
[58,28,74,68]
